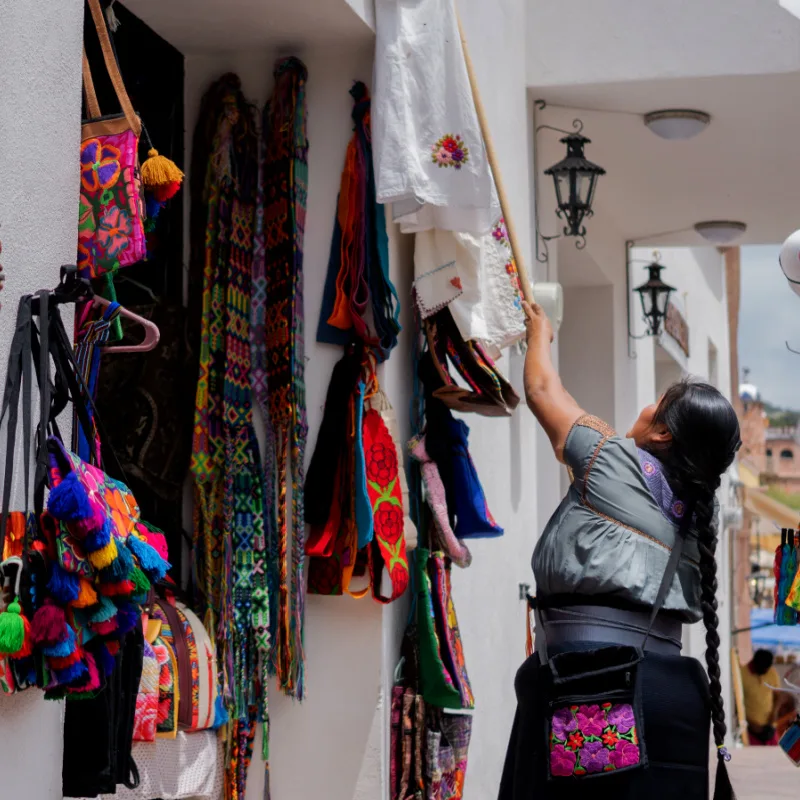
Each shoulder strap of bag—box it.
[83,0,141,135]
[0,296,34,554]
[640,500,697,650]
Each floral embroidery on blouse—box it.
[431,134,470,169]
[638,449,687,523]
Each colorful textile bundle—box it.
[423,308,519,417]
[306,348,411,602]
[261,57,309,701]
[781,528,800,619]
[189,73,266,799]
[317,82,401,362]
[38,437,169,697]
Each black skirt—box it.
[498,647,711,800]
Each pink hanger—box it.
[93,295,160,354]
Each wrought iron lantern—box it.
[634,261,675,337]
[543,133,605,240]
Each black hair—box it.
[752,649,774,676]
[646,379,741,800]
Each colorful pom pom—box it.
[83,519,112,553]
[98,580,134,597]
[86,596,117,624]
[140,148,184,190]
[88,538,118,570]
[31,600,67,647]
[0,601,27,654]
[128,535,170,581]
[116,603,140,636]
[47,563,81,604]
[48,472,92,522]
[71,579,98,609]
[99,543,133,582]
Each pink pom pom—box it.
[30,600,68,647]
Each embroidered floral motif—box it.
[80,139,122,193]
[671,500,686,518]
[492,219,509,247]
[431,134,470,169]
[450,276,463,290]
[643,460,656,476]
[96,207,132,259]
[549,702,641,777]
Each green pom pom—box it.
[129,566,151,597]
[0,603,26,654]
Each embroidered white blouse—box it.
[373,0,500,236]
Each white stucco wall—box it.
[527,0,800,88]
[0,0,84,796]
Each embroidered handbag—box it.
[79,0,146,277]
[416,548,474,710]
[152,597,216,732]
[541,511,691,780]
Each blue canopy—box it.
[749,607,800,650]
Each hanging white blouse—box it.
[414,219,526,357]
[373,0,500,236]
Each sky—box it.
[739,245,800,409]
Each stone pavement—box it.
[728,746,798,798]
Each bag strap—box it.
[0,296,34,555]
[81,48,102,119]
[640,500,696,650]
[83,0,141,135]
[47,300,129,482]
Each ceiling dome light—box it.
[644,109,711,140]
[694,221,747,244]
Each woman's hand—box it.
[521,300,553,345]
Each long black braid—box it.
[645,380,740,800]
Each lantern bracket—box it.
[533,100,604,276]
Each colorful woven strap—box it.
[262,56,309,699]
[73,301,121,464]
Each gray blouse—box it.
[532,415,704,623]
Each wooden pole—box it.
[455,6,535,306]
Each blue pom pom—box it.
[54,660,88,686]
[97,644,116,677]
[212,694,229,729]
[128,535,170,582]
[48,473,92,522]
[83,519,112,553]
[42,627,76,658]
[47,563,80,604]
[145,195,165,220]
[115,602,140,636]
[99,542,133,582]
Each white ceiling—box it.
[122,0,374,53]
[534,71,800,247]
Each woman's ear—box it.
[648,423,672,446]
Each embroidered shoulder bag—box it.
[79,0,146,277]
[540,508,692,780]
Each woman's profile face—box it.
[626,400,669,449]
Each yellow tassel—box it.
[71,578,98,608]
[140,148,184,188]
[88,539,118,570]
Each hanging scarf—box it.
[189,74,265,800]
[262,57,309,699]
[317,82,401,362]
[73,302,122,464]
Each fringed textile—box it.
[189,74,266,800]
[317,82,401,362]
[262,56,309,699]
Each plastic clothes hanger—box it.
[93,295,160,354]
